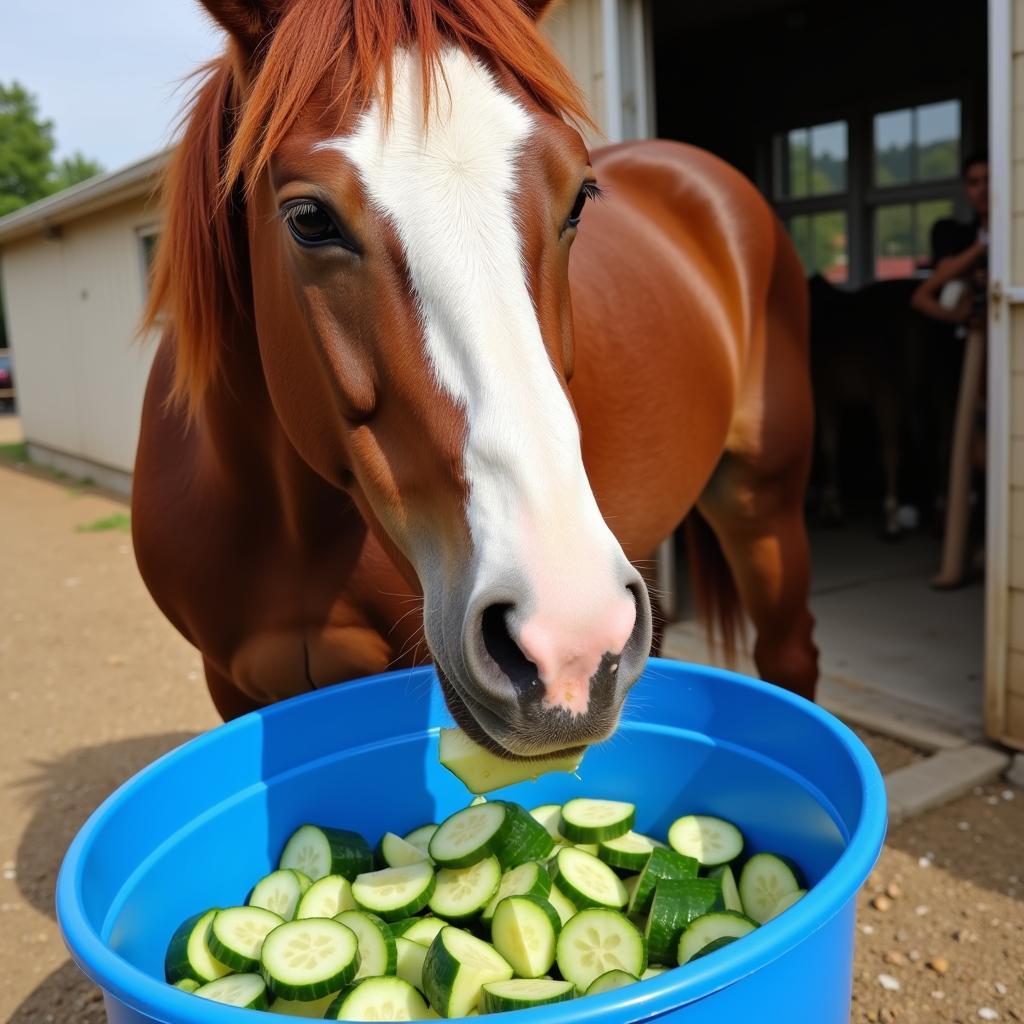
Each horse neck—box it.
[199,319,364,550]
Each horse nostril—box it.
[480,603,540,698]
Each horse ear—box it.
[199,0,281,54]
[520,0,559,21]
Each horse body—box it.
[134,0,817,746]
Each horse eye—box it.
[565,181,600,231]
[284,200,343,247]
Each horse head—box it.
[159,0,653,759]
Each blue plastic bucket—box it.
[57,658,886,1023]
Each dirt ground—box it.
[0,454,1021,1023]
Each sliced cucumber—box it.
[352,862,436,921]
[551,847,628,910]
[765,887,807,921]
[391,916,447,946]
[295,874,357,920]
[641,966,668,980]
[481,978,576,1012]
[555,909,647,991]
[438,727,584,795]
[598,832,661,872]
[268,992,340,1017]
[574,843,600,856]
[194,973,269,1009]
[585,969,639,995]
[677,910,757,964]
[481,860,552,924]
[173,978,200,993]
[689,935,739,960]
[279,825,373,882]
[325,976,431,1020]
[495,803,555,869]
[165,908,231,984]
[490,895,561,978]
[645,878,725,965]
[249,869,309,922]
[428,803,513,869]
[469,795,488,806]
[546,883,578,926]
[207,906,284,972]
[667,815,744,868]
[422,926,513,1018]
[378,831,432,868]
[705,864,743,914]
[260,918,360,1001]
[396,935,429,991]
[560,799,636,844]
[403,824,439,856]
[529,804,568,843]
[334,910,397,979]
[739,853,802,924]
[628,847,700,916]
[429,855,502,923]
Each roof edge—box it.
[0,149,171,247]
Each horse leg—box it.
[877,387,902,539]
[204,657,266,721]
[699,462,818,700]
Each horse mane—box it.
[142,0,591,417]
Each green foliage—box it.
[0,81,104,217]
[75,511,131,534]
[0,441,28,462]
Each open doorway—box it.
[651,0,988,733]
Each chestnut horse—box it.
[133,0,817,761]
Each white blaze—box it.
[327,49,634,699]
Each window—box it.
[772,120,849,282]
[874,100,960,187]
[137,225,160,295]
[766,98,964,284]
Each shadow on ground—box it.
[8,958,106,1024]
[12,733,198,919]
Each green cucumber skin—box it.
[482,862,552,924]
[164,909,216,984]
[629,848,700,916]
[559,803,636,844]
[422,929,512,1017]
[481,982,577,1012]
[320,827,374,881]
[597,838,654,873]
[689,935,739,960]
[585,969,639,995]
[429,858,502,923]
[645,878,725,965]
[354,872,436,922]
[261,952,358,1003]
[429,806,514,869]
[495,804,555,869]
[206,908,283,973]
[335,911,398,977]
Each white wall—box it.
[1,196,160,478]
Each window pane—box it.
[786,128,810,199]
[789,211,848,282]
[810,121,847,195]
[874,109,912,186]
[915,100,960,181]
[874,201,955,279]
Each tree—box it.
[0,81,104,216]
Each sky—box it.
[2,0,225,171]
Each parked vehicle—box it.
[0,349,15,411]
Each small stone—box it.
[1002,789,1015,801]
[885,882,903,900]
[932,990,945,1000]
[995,982,1008,996]
[872,895,893,912]
[958,820,971,831]
[880,1010,897,1023]
[2,869,15,881]
[867,1012,879,1023]
[861,924,876,935]
[878,973,901,992]
[884,951,906,966]
[908,950,922,963]
[918,856,932,868]
[895,929,909,942]
[952,929,966,942]
[986,795,1000,805]
[928,956,950,974]
[979,1010,999,1021]
[914,905,930,916]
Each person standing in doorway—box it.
[911,152,989,588]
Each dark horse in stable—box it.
[133,0,818,761]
